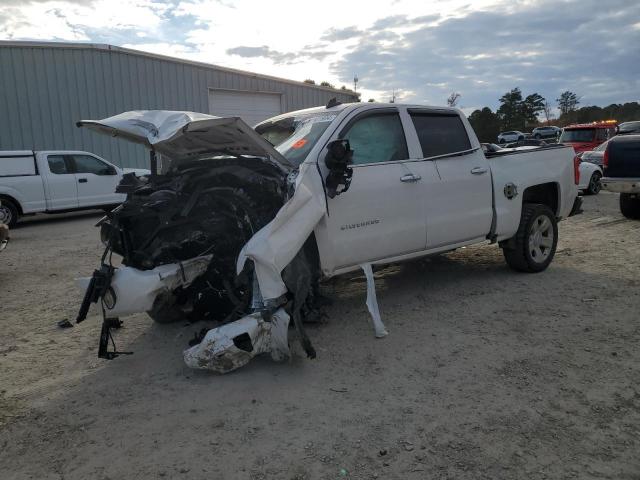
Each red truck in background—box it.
[559,120,617,154]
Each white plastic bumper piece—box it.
[76,255,212,317]
[183,308,291,374]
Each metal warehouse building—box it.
[0,41,358,168]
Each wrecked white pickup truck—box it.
[75,102,582,373]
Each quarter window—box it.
[410,113,471,158]
[341,112,409,165]
[47,155,69,175]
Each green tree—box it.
[468,107,501,143]
[556,91,580,116]
[497,88,524,130]
[367,98,376,102]
[303,79,316,85]
[522,93,546,127]
[320,81,335,88]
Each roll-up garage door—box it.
[208,90,282,127]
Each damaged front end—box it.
[75,111,325,370]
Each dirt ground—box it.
[1,192,639,480]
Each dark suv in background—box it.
[601,134,640,219]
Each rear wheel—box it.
[585,172,602,195]
[0,199,19,228]
[620,193,640,220]
[502,204,558,272]
[534,134,541,139]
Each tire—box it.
[534,134,541,139]
[585,172,602,195]
[499,138,505,144]
[502,204,558,273]
[620,193,640,220]
[518,135,525,141]
[0,199,19,228]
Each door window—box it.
[72,155,114,175]
[410,113,472,158]
[342,112,409,165]
[47,155,70,174]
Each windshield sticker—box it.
[292,138,308,149]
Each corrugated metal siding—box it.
[0,44,358,168]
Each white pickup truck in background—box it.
[0,150,149,226]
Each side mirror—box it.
[324,139,354,198]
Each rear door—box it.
[408,110,493,248]
[69,154,122,207]
[320,108,429,268]
[43,154,79,210]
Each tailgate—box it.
[605,137,640,177]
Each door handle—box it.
[470,167,488,175]
[78,178,88,183]
[400,173,421,183]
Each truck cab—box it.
[559,120,617,154]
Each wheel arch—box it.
[521,182,560,217]
[0,194,23,215]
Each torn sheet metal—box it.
[183,308,290,374]
[361,263,389,338]
[77,110,293,170]
[236,161,327,301]
[76,255,212,317]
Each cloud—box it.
[329,0,640,110]
[321,25,362,41]
[227,44,334,65]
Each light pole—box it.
[353,75,358,93]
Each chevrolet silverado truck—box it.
[601,134,640,219]
[0,150,149,227]
[75,104,581,371]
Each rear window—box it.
[559,129,595,143]
[409,113,471,158]
[0,154,36,176]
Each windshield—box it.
[619,121,640,134]
[255,112,338,165]
[559,128,595,143]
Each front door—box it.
[321,109,428,269]
[70,154,121,207]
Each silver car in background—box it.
[497,130,525,143]
[579,139,609,166]
[532,126,561,140]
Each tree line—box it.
[467,87,640,142]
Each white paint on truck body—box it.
[0,150,150,217]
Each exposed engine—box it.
[101,157,286,324]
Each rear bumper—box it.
[601,177,640,194]
[569,195,583,217]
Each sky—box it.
[1,0,639,115]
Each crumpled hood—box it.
[77,110,293,171]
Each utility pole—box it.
[353,74,358,93]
